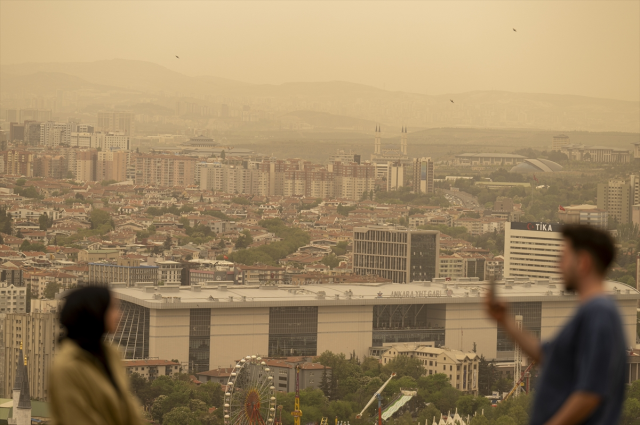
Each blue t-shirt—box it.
[531,296,627,425]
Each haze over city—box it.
[0,2,640,425]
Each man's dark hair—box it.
[561,224,615,276]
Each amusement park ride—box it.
[356,373,397,425]
[224,355,277,425]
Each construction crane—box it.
[504,363,535,402]
[291,365,302,425]
[356,373,396,425]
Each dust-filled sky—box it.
[1,1,639,101]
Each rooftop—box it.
[110,279,640,310]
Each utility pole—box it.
[514,315,523,398]
[291,365,302,425]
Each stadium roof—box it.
[510,158,563,174]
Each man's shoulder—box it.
[580,295,620,315]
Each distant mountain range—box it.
[2,59,638,133]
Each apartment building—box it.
[2,150,34,176]
[379,343,479,394]
[0,283,27,314]
[557,205,608,229]
[73,150,97,182]
[332,161,376,201]
[88,258,158,287]
[97,111,134,136]
[157,261,182,285]
[2,312,58,400]
[40,122,72,147]
[96,150,128,182]
[412,157,434,194]
[134,153,196,187]
[597,176,640,224]
[551,134,570,151]
[353,225,439,284]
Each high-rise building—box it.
[134,153,196,186]
[412,157,434,194]
[504,222,563,279]
[2,312,58,401]
[551,134,570,151]
[597,176,640,224]
[97,132,130,151]
[633,143,640,161]
[69,132,97,148]
[386,162,405,191]
[22,121,41,146]
[21,109,52,122]
[74,150,97,182]
[97,111,134,136]
[353,225,440,283]
[9,123,24,142]
[34,155,68,179]
[557,205,608,229]
[96,151,129,182]
[329,149,361,165]
[332,161,376,201]
[2,150,34,176]
[40,122,72,147]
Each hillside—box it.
[2,59,639,132]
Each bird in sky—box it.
[175,55,180,59]
[513,28,517,32]
[450,99,454,103]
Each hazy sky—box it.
[1,1,639,101]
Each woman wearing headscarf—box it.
[49,286,146,425]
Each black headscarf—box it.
[59,286,120,394]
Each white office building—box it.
[504,222,563,279]
[108,278,640,371]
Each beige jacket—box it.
[49,339,146,425]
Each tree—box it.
[90,209,111,229]
[383,355,425,379]
[66,170,75,179]
[622,397,640,425]
[163,406,199,425]
[234,230,253,249]
[321,253,340,269]
[320,366,330,397]
[469,416,490,425]
[39,213,51,230]
[44,281,61,299]
[494,416,517,425]
[15,178,26,186]
[164,236,173,250]
[221,150,226,160]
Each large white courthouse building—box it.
[110,278,640,372]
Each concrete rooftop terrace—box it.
[110,278,640,310]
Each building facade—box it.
[134,153,196,187]
[108,279,640,373]
[2,312,58,400]
[597,177,640,224]
[378,344,479,394]
[353,225,440,284]
[88,258,158,286]
[97,111,134,136]
[504,222,563,279]
[412,157,434,194]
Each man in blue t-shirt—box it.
[486,224,627,425]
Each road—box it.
[439,188,481,210]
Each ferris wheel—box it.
[224,355,277,425]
